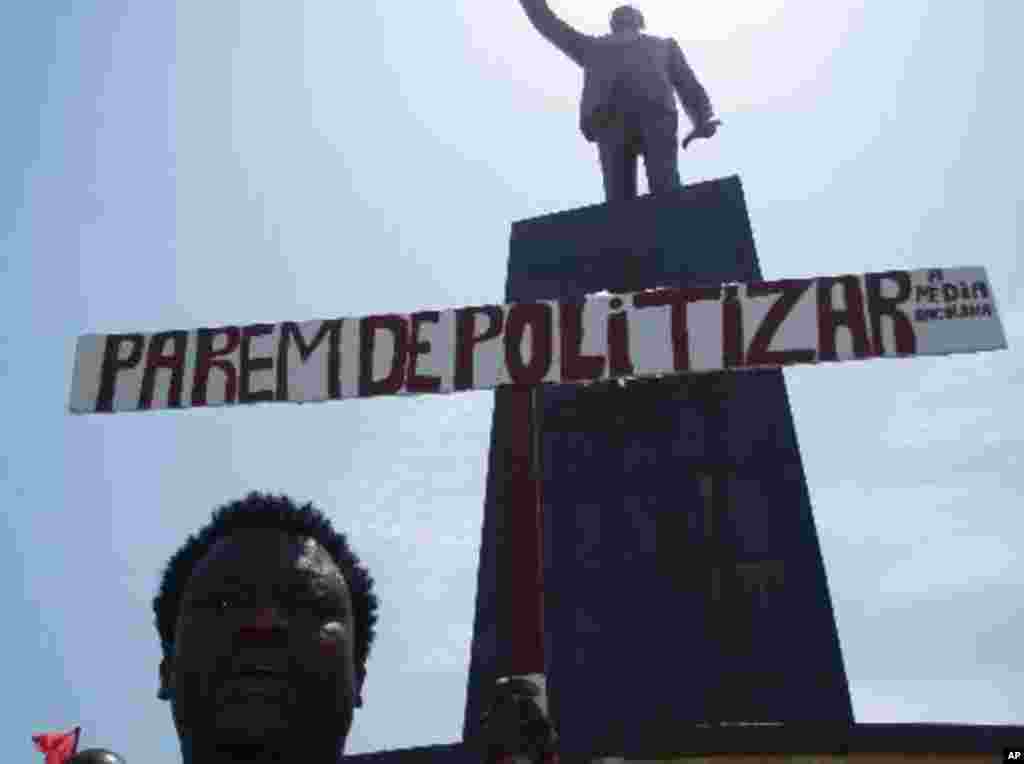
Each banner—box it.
[69,266,1007,414]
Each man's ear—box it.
[354,666,366,709]
[158,656,174,701]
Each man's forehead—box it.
[189,528,343,584]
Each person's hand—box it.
[477,677,557,763]
[682,118,721,150]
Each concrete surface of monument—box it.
[464,176,854,758]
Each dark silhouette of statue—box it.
[518,2,720,201]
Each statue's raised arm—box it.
[514,3,720,203]
[518,0,592,66]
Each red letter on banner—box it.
[359,315,409,397]
[560,301,605,382]
[96,334,146,412]
[817,276,871,361]
[634,287,720,371]
[192,327,241,406]
[722,286,745,368]
[454,306,504,391]
[276,320,343,401]
[406,311,442,393]
[239,324,275,403]
[504,303,553,385]
[865,271,917,355]
[746,280,815,366]
[606,297,634,378]
[139,331,188,409]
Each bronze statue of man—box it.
[518,2,720,201]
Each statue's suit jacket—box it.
[519,0,714,142]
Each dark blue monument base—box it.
[463,177,854,757]
[349,724,1024,763]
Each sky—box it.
[2,1,1022,762]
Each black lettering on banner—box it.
[276,320,343,401]
[359,315,409,397]
[865,271,916,355]
[139,331,188,410]
[504,303,553,385]
[454,306,504,391]
[973,281,990,300]
[746,279,815,366]
[817,276,871,361]
[406,311,442,393]
[192,327,241,406]
[96,333,146,412]
[239,324,275,403]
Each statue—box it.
[518,2,720,201]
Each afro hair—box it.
[153,492,379,674]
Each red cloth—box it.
[32,727,80,764]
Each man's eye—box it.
[193,593,337,618]
[290,598,331,614]
[285,596,343,618]
[202,594,242,612]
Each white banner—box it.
[69,266,1007,414]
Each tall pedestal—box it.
[463,177,853,759]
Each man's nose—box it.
[236,605,288,642]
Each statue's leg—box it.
[598,138,638,202]
[641,111,682,195]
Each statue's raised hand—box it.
[683,119,721,150]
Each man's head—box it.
[610,5,645,34]
[68,750,127,764]
[153,492,378,760]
